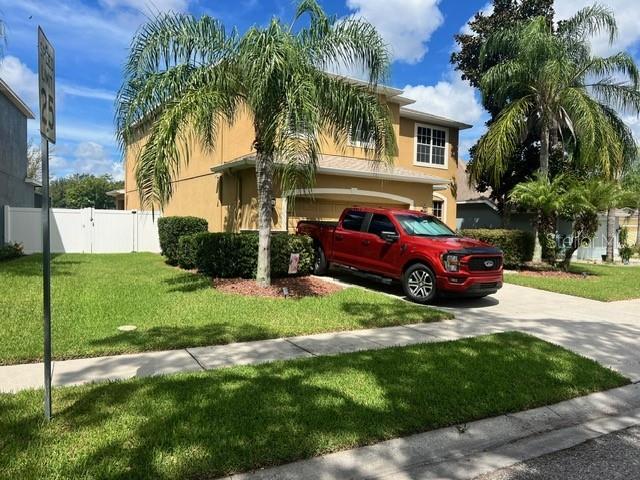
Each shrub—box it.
[181,232,314,278]
[0,242,24,262]
[157,216,208,265]
[460,229,535,267]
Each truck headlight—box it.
[443,254,460,272]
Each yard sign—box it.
[38,26,55,421]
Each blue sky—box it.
[1,0,639,180]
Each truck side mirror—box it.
[380,231,399,243]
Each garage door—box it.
[287,198,410,231]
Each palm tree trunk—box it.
[532,126,551,263]
[539,126,550,178]
[255,152,274,286]
[606,207,616,263]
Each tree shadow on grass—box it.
[2,254,85,277]
[161,271,211,293]
[0,332,627,480]
[87,322,281,353]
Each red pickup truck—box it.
[297,206,503,304]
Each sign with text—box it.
[288,253,300,275]
[38,27,56,143]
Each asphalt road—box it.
[475,426,640,480]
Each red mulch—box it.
[212,276,344,298]
[518,270,592,279]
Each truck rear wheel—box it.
[402,263,437,304]
[313,245,329,275]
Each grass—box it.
[0,253,450,365]
[0,332,627,480]
[505,263,640,301]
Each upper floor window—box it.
[415,124,447,167]
[348,123,374,149]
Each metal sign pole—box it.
[41,135,52,421]
[38,26,55,421]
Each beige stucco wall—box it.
[124,98,461,231]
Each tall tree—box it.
[472,6,638,185]
[116,0,396,286]
[50,174,124,209]
[452,0,554,209]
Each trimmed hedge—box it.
[158,216,208,265]
[179,232,314,278]
[0,242,23,262]
[460,228,535,267]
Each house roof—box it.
[106,189,126,197]
[211,154,451,186]
[327,74,472,129]
[0,78,35,119]
[455,161,498,210]
[400,108,472,130]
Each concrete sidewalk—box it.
[2,283,640,392]
[224,383,640,480]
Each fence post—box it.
[3,205,9,243]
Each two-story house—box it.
[123,80,471,231]
[1,78,37,242]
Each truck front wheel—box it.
[313,245,329,275]
[402,263,437,304]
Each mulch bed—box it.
[212,276,344,298]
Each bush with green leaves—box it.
[0,243,24,262]
[157,216,208,265]
[460,229,535,267]
[180,232,314,278]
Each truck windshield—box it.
[394,214,457,237]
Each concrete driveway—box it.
[324,272,640,382]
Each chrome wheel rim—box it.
[407,269,433,299]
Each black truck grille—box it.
[468,256,502,271]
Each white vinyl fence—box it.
[3,206,161,254]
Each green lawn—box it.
[0,253,449,365]
[0,332,627,480]
[505,263,640,301]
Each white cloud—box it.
[345,0,444,64]
[99,0,190,13]
[402,73,485,125]
[73,141,123,179]
[555,0,640,56]
[56,123,116,145]
[0,56,39,107]
[59,84,117,102]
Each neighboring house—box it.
[124,80,471,231]
[107,189,125,210]
[455,162,533,231]
[0,78,37,242]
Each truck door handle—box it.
[335,234,344,241]
[362,239,370,246]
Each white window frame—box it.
[432,193,447,223]
[413,122,449,170]
[348,125,375,150]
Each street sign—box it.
[38,26,55,421]
[38,27,55,144]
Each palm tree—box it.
[561,178,620,270]
[470,5,639,263]
[471,5,639,185]
[510,174,566,264]
[116,0,396,286]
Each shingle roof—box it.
[0,78,35,119]
[212,154,451,186]
[455,161,493,202]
